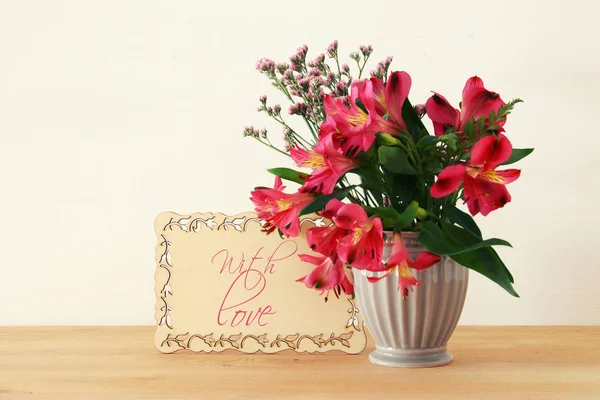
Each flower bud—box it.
[326,40,338,58]
[414,104,426,117]
[376,132,401,146]
[416,207,428,220]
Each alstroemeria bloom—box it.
[306,199,348,257]
[430,134,521,216]
[367,71,412,136]
[368,232,441,299]
[290,135,359,195]
[250,176,314,237]
[297,254,354,295]
[320,80,381,156]
[425,76,506,137]
[332,203,384,270]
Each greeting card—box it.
[154,211,367,354]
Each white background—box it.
[1,0,598,326]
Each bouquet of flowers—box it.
[246,42,533,300]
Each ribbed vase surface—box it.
[352,232,469,367]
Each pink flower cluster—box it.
[251,70,448,298]
[427,77,521,216]
[248,43,528,300]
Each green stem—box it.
[272,75,294,102]
[341,179,367,205]
[256,138,290,157]
[293,133,312,148]
[271,116,312,149]
[358,54,370,79]
[302,118,318,142]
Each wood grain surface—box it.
[1,326,599,399]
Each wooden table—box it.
[1,327,599,399]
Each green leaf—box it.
[356,166,385,207]
[267,168,309,185]
[392,175,417,206]
[401,98,427,141]
[422,159,443,174]
[416,135,437,149]
[501,148,534,166]
[497,98,523,120]
[363,205,401,228]
[489,246,515,283]
[463,118,475,138]
[299,186,356,216]
[445,205,482,238]
[439,133,458,151]
[451,248,518,297]
[410,125,423,144]
[378,146,417,175]
[394,201,419,230]
[418,221,518,297]
[440,222,516,292]
[477,117,485,134]
[417,221,511,256]
[488,109,496,125]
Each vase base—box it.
[368,346,454,368]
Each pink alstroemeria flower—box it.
[332,203,384,271]
[430,134,521,216]
[319,80,380,156]
[290,135,359,195]
[250,176,314,237]
[306,199,348,257]
[368,232,441,299]
[425,76,506,137]
[297,254,354,295]
[367,71,412,136]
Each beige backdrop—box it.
[1,0,599,325]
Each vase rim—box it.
[383,230,419,243]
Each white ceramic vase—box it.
[352,232,469,368]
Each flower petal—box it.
[461,84,505,129]
[300,168,337,195]
[290,146,326,170]
[320,198,345,219]
[274,176,283,190]
[464,175,512,216]
[430,164,467,198]
[487,133,513,167]
[296,255,345,291]
[397,261,420,299]
[340,272,354,294]
[387,250,409,266]
[385,71,411,130]
[462,76,484,99]
[367,267,395,283]
[470,135,496,167]
[425,93,460,136]
[462,175,481,216]
[369,77,387,116]
[334,203,368,229]
[409,251,441,270]
[306,225,346,257]
[298,253,326,265]
[320,135,359,175]
[479,168,521,185]
[471,134,513,168]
